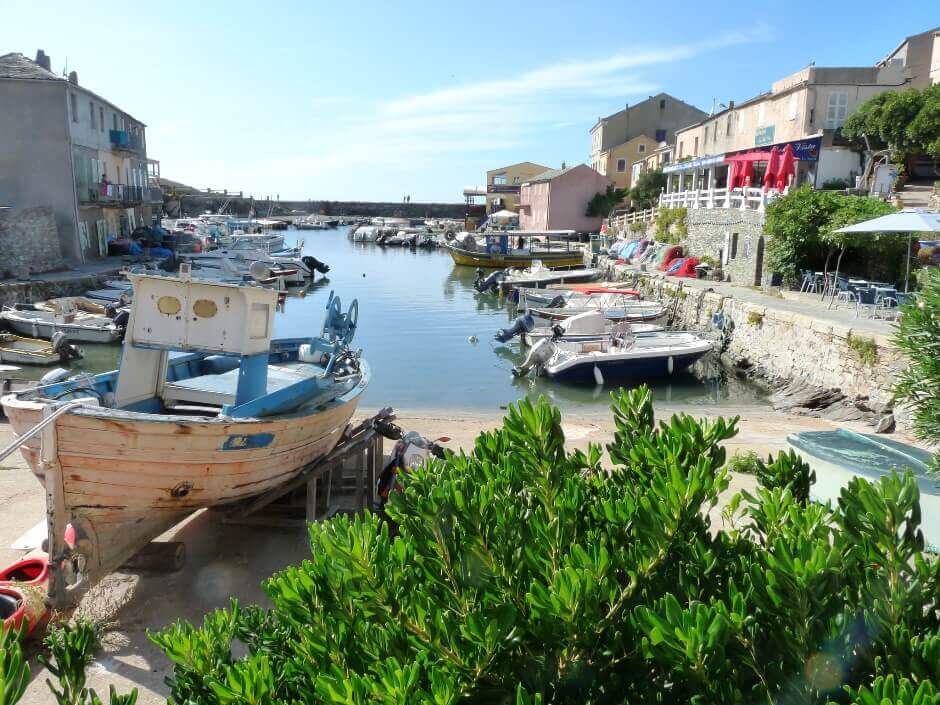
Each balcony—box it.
[77,182,145,205]
[145,185,163,203]
[109,129,143,153]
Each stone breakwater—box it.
[601,258,907,431]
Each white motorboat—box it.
[0,308,123,343]
[513,329,712,383]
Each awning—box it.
[725,151,773,162]
[663,154,725,173]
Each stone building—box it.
[0,50,162,263]
[878,26,940,88]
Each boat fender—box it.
[593,364,604,386]
[495,314,535,343]
[39,367,71,386]
[298,344,330,365]
[668,356,674,374]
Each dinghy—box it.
[513,329,711,383]
[528,299,667,325]
[1,266,369,608]
[787,429,939,552]
[0,308,124,343]
[0,333,77,366]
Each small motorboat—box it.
[516,287,641,308]
[518,310,663,346]
[0,333,80,366]
[491,266,599,295]
[787,429,939,552]
[528,299,667,325]
[84,287,131,303]
[0,308,124,344]
[513,329,711,383]
[33,297,109,316]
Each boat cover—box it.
[788,430,934,482]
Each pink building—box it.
[517,164,610,232]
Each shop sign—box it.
[755,126,775,146]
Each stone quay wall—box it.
[0,206,66,275]
[683,209,769,286]
[602,260,907,425]
[0,269,124,309]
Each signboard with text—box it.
[755,126,775,146]
[487,184,521,194]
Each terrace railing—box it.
[658,186,786,212]
[608,207,656,231]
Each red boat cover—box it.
[658,246,684,271]
[673,257,701,278]
[568,285,641,297]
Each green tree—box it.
[765,186,897,286]
[628,168,666,210]
[843,85,940,158]
[585,185,627,217]
[148,388,939,705]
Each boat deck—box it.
[163,362,321,408]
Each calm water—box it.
[29,227,767,413]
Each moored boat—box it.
[0,308,124,343]
[0,333,77,366]
[787,429,939,552]
[0,268,368,608]
[445,230,586,269]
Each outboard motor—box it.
[474,270,505,294]
[495,313,535,343]
[302,255,330,274]
[50,332,82,361]
[111,308,130,332]
[511,338,554,377]
[546,294,567,308]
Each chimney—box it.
[729,100,735,109]
[35,50,51,71]
[68,70,78,85]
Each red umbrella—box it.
[763,146,779,192]
[775,143,795,191]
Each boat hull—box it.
[545,349,708,382]
[446,245,585,269]
[2,316,121,344]
[1,378,365,605]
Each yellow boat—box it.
[445,231,587,269]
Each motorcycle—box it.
[373,418,449,512]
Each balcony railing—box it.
[608,208,656,230]
[658,186,787,212]
[77,182,146,205]
[145,186,163,203]
[109,129,143,152]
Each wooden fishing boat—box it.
[445,230,586,269]
[0,333,72,366]
[787,430,939,552]
[1,268,368,608]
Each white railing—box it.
[658,186,786,212]
[608,207,656,231]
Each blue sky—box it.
[2,0,937,202]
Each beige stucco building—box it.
[590,93,706,174]
[667,62,910,192]
[878,26,940,88]
[485,161,550,213]
[518,165,610,233]
[595,135,660,191]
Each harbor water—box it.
[39,227,768,414]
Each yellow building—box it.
[595,135,660,191]
[485,161,550,213]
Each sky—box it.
[2,0,938,203]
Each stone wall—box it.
[683,209,769,285]
[0,206,66,275]
[0,272,119,308]
[627,274,906,425]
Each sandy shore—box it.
[0,403,886,703]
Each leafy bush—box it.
[586,185,627,217]
[821,178,851,190]
[765,187,899,287]
[847,332,879,367]
[654,207,688,243]
[145,388,939,705]
[894,267,940,468]
[725,449,762,474]
[747,310,764,326]
[627,221,645,234]
[843,84,940,158]
[629,169,666,210]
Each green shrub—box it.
[820,178,850,190]
[143,388,940,705]
[894,267,940,471]
[847,332,879,367]
[654,207,688,243]
[726,449,762,474]
[747,310,764,326]
[628,221,645,234]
